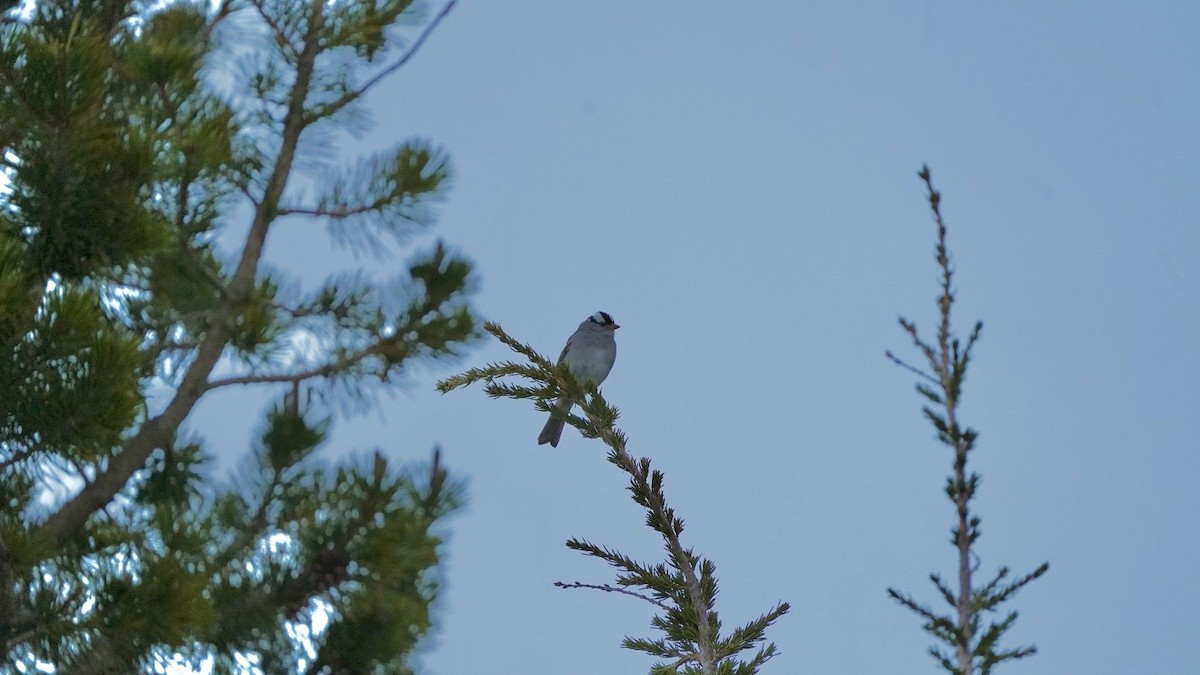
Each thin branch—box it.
[358,1,457,93]
[311,0,456,121]
[239,184,262,207]
[209,469,282,574]
[670,652,704,670]
[207,368,328,389]
[247,0,299,58]
[271,300,315,319]
[885,350,939,385]
[204,342,386,390]
[276,203,379,219]
[554,581,671,611]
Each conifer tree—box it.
[887,166,1049,674]
[0,1,473,671]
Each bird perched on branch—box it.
[537,311,619,447]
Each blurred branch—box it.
[248,0,299,57]
[205,342,388,390]
[884,350,938,385]
[276,204,379,219]
[358,1,457,93]
[310,0,457,121]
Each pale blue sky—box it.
[191,2,1200,673]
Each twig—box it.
[205,342,385,390]
[359,0,457,93]
[248,0,299,58]
[277,202,380,219]
[311,0,457,121]
[554,581,671,611]
[885,350,938,385]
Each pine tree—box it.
[0,1,473,671]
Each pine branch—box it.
[889,166,1048,674]
[208,471,281,576]
[715,602,791,662]
[599,439,723,672]
[439,321,787,674]
[884,350,939,385]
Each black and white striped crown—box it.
[589,311,616,326]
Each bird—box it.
[537,311,619,447]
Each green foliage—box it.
[317,140,454,255]
[2,283,147,465]
[259,393,329,471]
[0,3,170,281]
[887,166,1048,674]
[1,0,470,671]
[441,322,789,675]
[323,0,416,61]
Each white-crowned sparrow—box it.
[537,311,619,447]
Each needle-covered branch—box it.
[888,166,1048,675]
[281,141,453,256]
[205,243,476,397]
[439,321,789,674]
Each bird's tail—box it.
[537,398,570,447]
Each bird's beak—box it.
[612,324,620,330]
